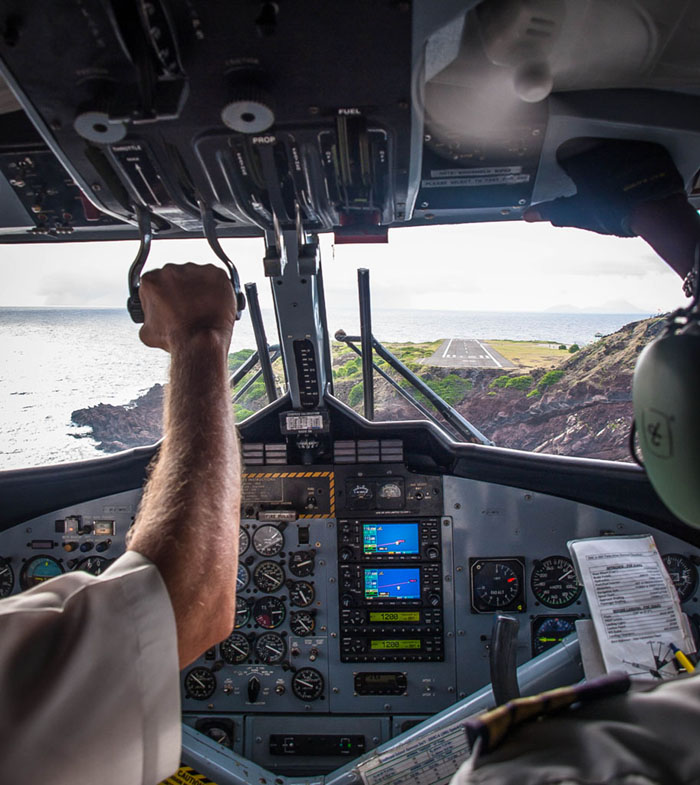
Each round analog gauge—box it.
[663,553,698,603]
[0,558,15,597]
[253,524,285,556]
[20,555,64,590]
[184,667,216,700]
[289,550,315,577]
[75,556,112,575]
[253,596,286,629]
[237,563,250,592]
[532,616,578,657]
[220,632,251,664]
[235,596,251,628]
[378,482,402,499]
[239,528,250,556]
[291,667,324,701]
[289,580,315,607]
[254,632,287,664]
[202,724,233,749]
[531,556,582,608]
[290,611,316,637]
[254,560,285,593]
[471,559,523,611]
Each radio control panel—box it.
[337,519,445,662]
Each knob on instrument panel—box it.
[221,88,275,134]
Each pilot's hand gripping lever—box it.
[126,204,246,324]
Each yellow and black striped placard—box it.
[242,470,335,518]
[159,765,219,785]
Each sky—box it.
[0,220,689,314]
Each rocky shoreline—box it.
[71,384,165,453]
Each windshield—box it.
[0,223,687,469]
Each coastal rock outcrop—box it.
[71,384,165,453]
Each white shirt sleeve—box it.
[0,550,181,785]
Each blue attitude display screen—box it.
[362,522,420,555]
[364,568,421,600]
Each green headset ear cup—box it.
[633,333,700,527]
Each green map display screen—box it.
[369,611,421,623]
[370,639,421,650]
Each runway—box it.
[426,339,516,369]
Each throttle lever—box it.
[126,205,153,324]
[198,200,246,320]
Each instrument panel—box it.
[1,462,699,771]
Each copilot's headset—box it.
[633,253,700,528]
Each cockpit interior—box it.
[1,1,700,783]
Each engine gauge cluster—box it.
[182,518,326,708]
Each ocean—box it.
[0,307,649,471]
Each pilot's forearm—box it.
[629,194,700,280]
[129,331,240,668]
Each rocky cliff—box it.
[367,317,665,461]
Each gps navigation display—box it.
[362,522,419,555]
[364,568,421,600]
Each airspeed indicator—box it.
[531,556,581,608]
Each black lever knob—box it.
[490,614,520,705]
[247,675,261,703]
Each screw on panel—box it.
[384,704,391,711]
[456,566,463,572]
[448,686,455,693]
[447,631,454,637]
[255,736,262,743]
[91,183,101,191]
[329,577,336,583]
[445,575,451,582]
[331,632,337,638]
[309,106,320,115]
[332,687,339,693]
[454,504,461,510]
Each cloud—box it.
[0,222,686,314]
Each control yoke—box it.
[126,204,246,324]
